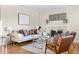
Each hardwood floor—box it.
[0,41,79,54]
[0,41,33,54]
[72,42,79,54]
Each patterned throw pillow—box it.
[23,30,28,36]
[18,29,25,36]
[30,29,34,35]
[34,29,37,34]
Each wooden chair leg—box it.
[68,49,70,54]
[19,43,21,46]
[12,41,15,46]
[68,43,74,54]
[55,46,58,54]
[45,47,47,54]
[72,43,75,48]
[68,48,72,54]
[45,41,47,54]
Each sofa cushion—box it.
[22,35,33,41]
[20,34,40,42]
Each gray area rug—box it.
[21,43,55,54]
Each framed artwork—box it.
[18,13,30,25]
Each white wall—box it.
[0,6,1,31]
[1,5,40,35]
[0,6,2,35]
[0,6,1,34]
[39,7,79,42]
[67,7,79,32]
[0,6,1,20]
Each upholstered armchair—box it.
[45,35,74,54]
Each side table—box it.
[0,35,10,54]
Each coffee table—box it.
[33,35,51,53]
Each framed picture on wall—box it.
[18,13,30,25]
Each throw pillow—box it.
[23,30,28,36]
[18,29,25,36]
[30,29,34,35]
[34,29,37,34]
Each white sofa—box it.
[10,32,41,43]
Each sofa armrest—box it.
[10,32,23,41]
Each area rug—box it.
[21,43,55,54]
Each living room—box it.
[0,5,79,54]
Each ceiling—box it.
[21,5,74,13]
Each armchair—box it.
[45,35,74,54]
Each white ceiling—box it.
[21,5,73,13]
